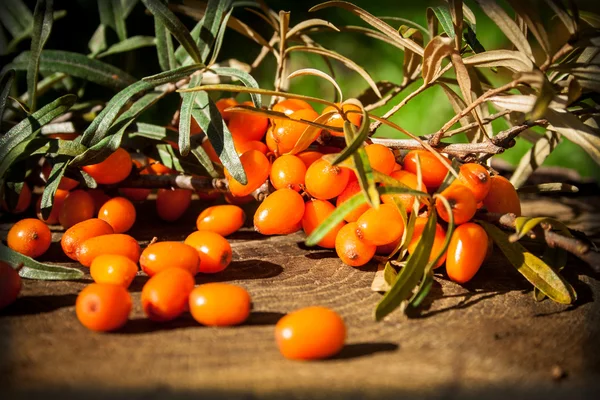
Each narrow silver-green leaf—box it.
[142,63,204,86]
[511,216,571,242]
[27,0,54,112]
[96,36,157,58]
[40,161,66,219]
[154,14,176,71]
[211,67,261,108]
[179,74,203,156]
[208,6,235,65]
[98,0,127,41]
[430,6,455,38]
[0,0,33,37]
[88,25,107,56]
[0,69,15,131]
[0,243,83,281]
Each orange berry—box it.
[391,162,402,173]
[141,267,195,322]
[275,306,346,360]
[225,150,270,197]
[270,154,306,192]
[254,188,305,235]
[87,189,111,214]
[184,231,232,273]
[215,97,238,122]
[403,150,450,189]
[272,99,313,116]
[7,218,52,258]
[189,283,251,326]
[82,148,132,184]
[365,144,396,175]
[58,190,95,229]
[119,160,151,202]
[97,197,136,234]
[376,236,401,256]
[266,126,278,154]
[271,108,320,154]
[199,139,222,164]
[77,234,140,267]
[61,218,114,261]
[196,205,246,237]
[0,261,21,310]
[455,163,491,202]
[224,192,254,205]
[482,175,521,216]
[446,223,488,284]
[41,162,78,190]
[336,181,371,222]
[335,222,376,267]
[47,132,79,140]
[436,184,477,225]
[296,151,323,168]
[36,189,69,225]
[90,254,138,288]
[235,139,268,156]
[407,217,447,269]
[356,204,404,246]
[139,241,200,277]
[381,170,427,212]
[1,182,32,214]
[228,101,269,143]
[322,104,362,137]
[156,188,192,222]
[148,157,174,175]
[76,283,131,332]
[304,158,350,200]
[302,199,345,249]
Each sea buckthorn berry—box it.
[265,126,278,154]
[215,97,238,121]
[201,139,222,164]
[235,139,268,156]
[455,163,491,202]
[272,108,320,154]
[77,234,141,267]
[356,204,405,246]
[381,170,428,212]
[254,188,305,235]
[224,192,254,205]
[36,189,69,225]
[225,150,270,197]
[47,132,79,140]
[302,199,345,249]
[335,222,376,267]
[148,157,174,175]
[407,217,447,269]
[156,188,192,222]
[7,218,52,258]
[297,151,323,168]
[189,283,251,326]
[58,190,95,229]
[322,104,362,137]
[436,184,477,225]
[81,148,132,184]
[391,162,402,173]
[273,99,313,116]
[141,267,195,322]
[98,197,136,234]
[403,150,450,189]
[1,182,32,214]
[275,306,346,360]
[76,283,131,332]
[61,219,114,260]
[196,205,246,237]
[365,144,396,175]
[0,261,21,310]
[87,189,111,214]
[228,101,269,143]
[482,175,521,216]
[270,154,307,192]
[184,231,232,273]
[140,241,200,277]
[446,223,488,284]
[41,162,78,191]
[119,160,152,202]
[304,158,350,200]
[376,236,401,256]
[336,181,371,222]
[90,254,138,288]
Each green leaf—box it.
[429,6,455,38]
[123,0,139,17]
[0,0,33,37]
[0,94,76,179]
[409,271,434,308]
[191,146,219,179]
[96,36,156,58]
[375,211,438,320]
[88,24,107,56]
[0,69,15,131]
[479,221,576,304]
[154,13,176,71]
[371,262,397,292]
[464,24,486,54]
[141,0,202,64]
[0,242,83,281]
[190,93,246,184]
[511,216,571,242]
[208,5,235,65]
[211,67,261,108]
[197,0,231,62]
[7,50,136,90]
[27,0,54,112]
[179,74,203,156]
[40,161,66,219]
[142,63,204,86]
[437,157,462,192]
[331,107,370,166]
[129,122,179,142]
[98,0,127,41]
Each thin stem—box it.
[540,42,574,72]
[368,137,506,156]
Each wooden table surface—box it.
[1,186,600,399]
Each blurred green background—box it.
[5,0,600,181]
